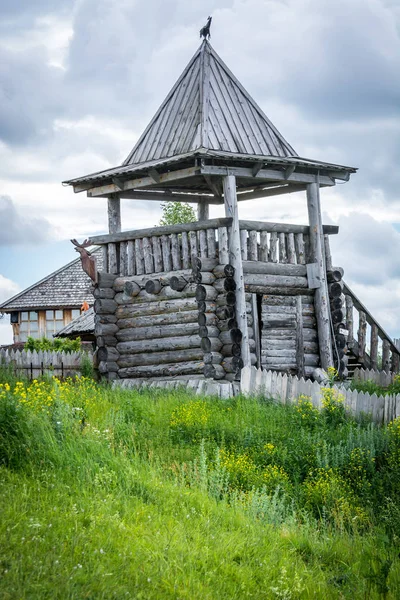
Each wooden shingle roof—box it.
[0,249,103,312]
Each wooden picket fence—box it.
[353,367,399,387]
[241,366,400,425]
[0,349,93,380]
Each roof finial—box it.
[200,16,212,40]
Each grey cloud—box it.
[0,196,52,245]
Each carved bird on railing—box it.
[200,16,212,39]
[71,239,98,284]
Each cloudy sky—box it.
[1,0,400,344]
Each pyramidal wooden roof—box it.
[123,40,296,166]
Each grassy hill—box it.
[1,373,400,598]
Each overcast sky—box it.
[1,0,400,344]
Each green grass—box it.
[1,377,400,598]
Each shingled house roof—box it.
[0,248,103,312]
[55,307,95,338]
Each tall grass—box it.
[1,374,400,598]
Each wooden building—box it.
[0,250,101,344]
[64,39,400,384]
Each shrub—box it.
[24,336,81,353]
[321,387,347,426]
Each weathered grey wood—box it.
[170,275,189,291]
[118,348,203,368]
[250,294,261,368]
[97,271,116,288]
[287,233,296,265]
[193,272,215,285]
[94,298,117,315]
[259,231,269,262]
[97,347,119,363]
[124,281,141,297]
[345,295,354,347]
[197,201,209,221]
[237,219,339,235]
[382,341,390,372]
[96,334,118,348]
[295,233,305,265]
[217,317,238,332]
[214,278,236,293]
[189,231,198,263]
[206,228,217,259]
[193,257,219,272]
[181,231,190,269]
[91,218,232,244]
[296,296,305,378]
[218,226,229,264]
[117,334,202,355]
[161,235,171,272]
[204,364,225,380]
[93,287,115,299]
[135,239,144,275]
[306,263,321,289]
[248,230,258,261]
[113,269,192,292]
[223,175,250,367]
[219,329,243,345]
[246,285,313,296]
[240,230,248,260]
[196,285,218,301]
[222,356,244,373]
[116,322,200,342]
[324,235,333,272]
[96,313,117,325]
[94,322,118,337]
[392,352,400,373]
[278,233,287,264]
[145,279,162,295]
[101,245,108,274]
[358,311,367,361]
[199,230,208,258]
[242,261,306,277]
[127,240,136,275]
[107,195,121,234]
[150,236,162,273]
[169,233,181,270]
[200,337,223,352]
[269,232,278,263]
[307,182,333,369]
[115,284,197,305]
[118,310,198,330]
[119,241,127,276]
[108,243,118,274]
[197,301,217,314]
[199,325,219,339]
[99,360,119,374]
[119,361,205,379]
[215,305,235,320]
[244,273,308,288]
[221,343,242,357]
[327,269,344,283]
[213,264,235,279]
[198,313,218,327]
[204,352,223,364]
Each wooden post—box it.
[198,201,209,221]
[306,183,333,370]
[223,175,251,368]
[108,194,121,234]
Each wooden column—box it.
[108,194,121,234]
[197,201,209,221]
[223,175,251,368]
[306,183,333,370]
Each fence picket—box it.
[0,349,92,380]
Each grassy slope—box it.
[1,380,400,599]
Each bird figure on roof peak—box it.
[200,16,212,40]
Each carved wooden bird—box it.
[200,16,212,39]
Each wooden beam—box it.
[251,161,264,177]
[307,183,333,369]
[203,175,222,199]
[107,194,121,234]
[117,190,221,204]
[112,177,124,190]
[201,164,337,186]
[223,175,251,368]
[197,201,209,221]
[239,220,339,235]
[284,165,296,180]
[237,184,307,201]
[148,168,160,183]
[76,166,200,197]
[90,217,233,244]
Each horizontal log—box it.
[94,322,119,337]
[119,361,205,379]
[94,298,117,315]
[93,287,115,299]
[116,297,198,319]
[200,337,223,352]
[203,352,223,365]
[249,286,314,296]
[330,297,343,310]
[262,304,314,315]
[221,343,242,357]
[216,318,238,332]
[98,360,119,374]
[213,264,235,278]
[192,257,219,272]
[222,356,244,373]
[327,269,343,283]
[115,284,197,305]
[96,335,118,347]
[92,218,232,244]
[145,279,162,295]
[215,305,235,320]
[125,281,141,296]
[114,269,192,292]
[97,271,117,288]
[243,261,307,277]
[244,273,308,288]
[116,322,200,342]
[96,314,118,325]
[192,272,215,285]
[328,281,344,298]
[332,308,344,324]
[216,291,236,306]
[219,328,243,345]
[96,347,120,363]
[214,278,236,293]
[197,301,217,314]
[170,275,189,291]
[118,310,198,330]
[117,348,204,368]
[203,364,225,380]
[196,285,218,302]
[262,349,296,358]
[117,335,202,355]
[198,313,218,327]
[199,326,219,339]
[238,220,338,235]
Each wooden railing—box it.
[344,283,400,373]
[90,219,338,276]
